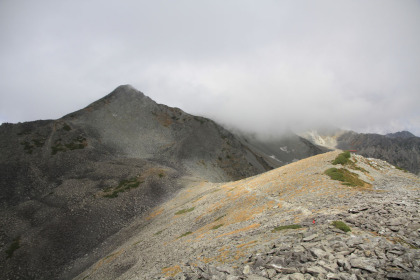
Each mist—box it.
[1,0,419,136]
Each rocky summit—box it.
[75,151,420,280]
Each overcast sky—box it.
[1,0,420,136]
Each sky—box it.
[1,0,420,136]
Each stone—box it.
[279,267,298,274]
[364,250,372,257]
[246,275,270,280]
[349,258,377,273]
[303,234,318,242]
[310,248,327,259]
[386,272,420,280]
[289,273,305,280]
[348,207,368,213]
[243,265,252,275]
[306,266,327,276]
[267,263,283,272]
[346,237,364,248]
[326,273,340,279]
[217,265,235,275]
[266,268,277,278]
[388,218,404,226]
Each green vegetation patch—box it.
[272,224,302,232]
[20,138,46,154]
[52,136,87,155]
[178,231,192,238]
[6,237,21,258]
[332,151,351,165]
[395,166,409,173]
[103,177,143,198]
[62,123,72,131]
[332,221,351,232]
[20,141,34,154]
[154,230,164,236]
[332,151,369,173]
[214,215,226,222]
[175,207,195,215]
[325,168,367,187]
[211,224,224,230]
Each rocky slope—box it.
[0,85,325,279]
[75,151,420,280]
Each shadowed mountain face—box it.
[0,85,326,279]
[336,131,420,175]
[300,129,420,175]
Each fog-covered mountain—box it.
[0,85,325,279]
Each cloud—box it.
[1,0,419,136]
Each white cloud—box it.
[1,0,419,136]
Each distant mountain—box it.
[0,85,325,279]
[238,132,329,168]
[336,131,420,175]
[301,129,420,175]
[385,130,416,139]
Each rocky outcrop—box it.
[386,131,416,139]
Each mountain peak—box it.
[105,84,145,99]
[386,131,415,139]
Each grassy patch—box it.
[20,141,34,154]
[62,123,72,131]
[6,237,20,258]
[332,221,351,232]
[52,136,87,155]
[154,230,164,236]
[103,177,143,198]
[214,215,226,221]
[332,151,351,165]
[20,138,46,154]
[272,224,302,232]
[211,224,224,230]
[178,231,192,238]
[325,168,367,187]
[175,207,195,215]
[395,166,409,173]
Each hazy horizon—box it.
[1,1,419,136]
